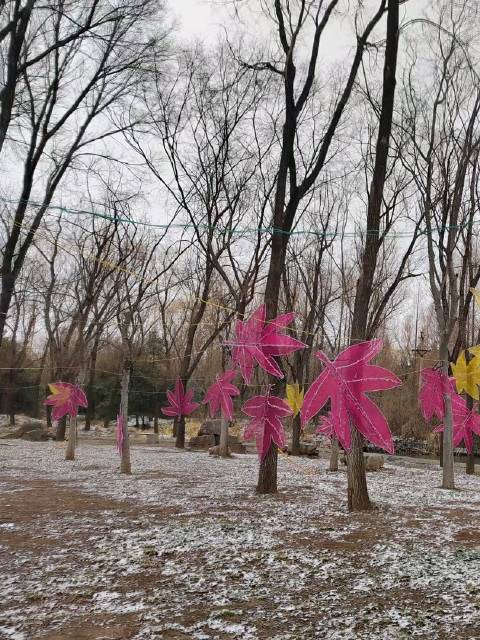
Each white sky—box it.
[167,1,433,66]
[168,0,227,42]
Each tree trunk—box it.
[172,416,177,438]
[5,363,16,426]
[346,433,371,510]
[120,366,131,475]
[65,415,77,461]
[439,341,454,489]
[345,0,400,512]
[465,391,475,474]
[64,369,87,460]
[329,438,339,472]
[0,0,34,158]
[175,415,185,449]
[255,231,288,491]
[256,443,278,494]
[465,363,475,474]
[466,447,475,475]
[32,347,48,418]
[347,430,370,510]
[291,414,301,456]
[0,273,15,349]
[219,416,230,457]
[442,392,455,488]
[153,402,159,434]
[55,415,66,441]
[84,351,98,431]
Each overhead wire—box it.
[1,199,457,397]
[2,196,479,239]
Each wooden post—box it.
[65,370,86,461]
[291,414,301,456]
[175,415,185,449]
[219,416,230,457]
[329,438,339,472]
[65,415,76,461]
[120,365,131,475]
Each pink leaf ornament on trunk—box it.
[301,340,401,454]
[203,370,240,421]
[227,305,306,383]
[241,391,293,460]
[315,412,335,439]
[116,413,125,456]
[44,382,88,421]
[434,393,480,454]
[161,378,199,418]
[419,367,454,421]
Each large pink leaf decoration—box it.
[227,305,306,383]
[301,340,401,454]
[161,378,199,418]
[241,391,293,460]
[419,368,455,421]
[44,382,88,421]
[116,413,125,456]
[435,393,480,454]
[203,370,240,421]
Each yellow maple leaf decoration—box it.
[285,383,304,417]
[451,351,480,399]
[470,288,480,306]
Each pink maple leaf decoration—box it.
[116,413,125,456]
[241,391,293,460]
[316,412,335,439]
[161,378,199,418]
[301,340,401,454]
[419,368,455,421]
[226,305,306,384]
[435,393,480,454]
[203,370,240,421]
[44,382,88,421]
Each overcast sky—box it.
[167,1,434,63]
[168,0,226,42]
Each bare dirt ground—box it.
[1,441,480,639]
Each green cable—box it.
[1,196,477,239]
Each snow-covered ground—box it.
[1,441,480,639]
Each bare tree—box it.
[231,0,394,494]
[401,4,480,489]
[113,211,182,472]
[0,269,37,424]
[346,0,402,511]
[281,182,342,455]
[128,44,273,447]
[0,0,166,346]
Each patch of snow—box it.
[1,441,480,638]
